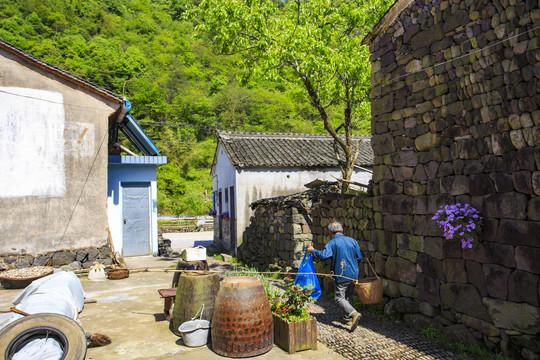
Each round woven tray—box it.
[107,268,129,280]
[0,266,54,289]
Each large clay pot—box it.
[172,272,219,336]
[211,276,273,358]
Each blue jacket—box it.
[312,233,364,283]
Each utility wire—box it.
[379,23,540,86]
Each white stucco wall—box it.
[212,144,372,252]
[235,167,371,247]
[107,164,160,256]
[212,145,236,248]
[0,49,119,256]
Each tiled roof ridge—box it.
[0,38,123,103]
[218,130,370,140]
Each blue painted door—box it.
[122,183,150,256]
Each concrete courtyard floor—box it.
[0,231,459,359]
[0,232,343,360]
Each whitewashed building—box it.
[0,39,165,268]
[210,131,373,254]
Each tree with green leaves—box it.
[190,0,392,186]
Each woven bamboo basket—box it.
[355,277,382,304]
[0,266,54,289]
[106,268,130,280]
[354,258,382,305]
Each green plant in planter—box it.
[269,277,315,322]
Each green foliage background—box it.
[0,0,386,215]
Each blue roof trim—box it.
[108,155,167,165]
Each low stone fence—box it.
[0,246,113,272]
[239,185,340,271]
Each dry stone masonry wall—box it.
[0,246,113,272]
[367,0,540,358]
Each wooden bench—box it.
[158,287,177,320]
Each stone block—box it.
[408,236,425,252]
[484,192,528,219]
[424,237,444,260]
[417,253,445,281]
[393,297,420,313]
[527,197,540,220]
[417,273,440,306]
[51,252,77,266]
[397,249,417,263]
[441,283,489,321]
[440,175,469,195]
[469,174,496,196]
[482,242,516,268]
[443,324,482,347]
[418,301,439,317]
[383,278,401,298]
[508,270,539,307]
[443,258,467,283]
[391,166,415,182]
[371,133,396,155]
[516,246,540,274]
[33,255,52,267]
[411,215,442,236]
[415,132,442,151]
[385,256,417,285]
[492,173,515,192]
[483,263,511,300]
[483,298,540,335]
[466,260,488,297]
[383,215,412,233]
[461,314,500,337]
[374,229,397,256]
[381,194,414,215]
[513,171,533,194]
[396,279,418,302]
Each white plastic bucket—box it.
[178,304,210,347]
[178,319,210,347]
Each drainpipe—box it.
[115,142,137,156]
[116,98,131,123]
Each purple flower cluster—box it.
[432,203,483,249]
[219,211,229,219]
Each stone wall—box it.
[366,0,540,358]
[0,246,113,273]
[239,185,340,271]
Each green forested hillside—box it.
[0,0,377,215]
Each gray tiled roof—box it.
[217,131,373,169]
[0,38,123,103]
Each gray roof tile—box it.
[218,131,373,169]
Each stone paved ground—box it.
[309,295,460,360]
[207,258,460,360]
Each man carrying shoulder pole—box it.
[307,221,364,332]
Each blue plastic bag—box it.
[294,250,322,299]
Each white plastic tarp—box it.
[0,271,86,360]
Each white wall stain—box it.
[0,87,66,197]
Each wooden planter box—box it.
[272,314,317,354]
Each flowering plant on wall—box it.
[432,203,483,249]
[208,210,217,217]
[219,211,229,220]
